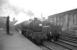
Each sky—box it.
[0,0,77,24]
[8,0,77,16]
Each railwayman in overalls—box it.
[51,25,61,41]
[51,30,60,41]
[42,25,52,41]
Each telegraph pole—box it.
[6,16,10,35]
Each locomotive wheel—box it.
[31,39,43,46]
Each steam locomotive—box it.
[21,18,61,46]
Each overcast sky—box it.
[0,0,77,24]
[8,0,77,16]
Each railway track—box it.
[60,36,77,43]
[54,39,77,50]
[59,39,77,47]
[28,38,71,50]
[41,36,77,50]
[52,35,77,50]
[60,38,77,46]
[43,41,71,50]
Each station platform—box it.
[0,31,42,50]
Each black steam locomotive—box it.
[21,18,61,46]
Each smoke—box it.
[0,0,7,7]
[0,0,40,25]
[0,0,21,20]
[0,0,9,16]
